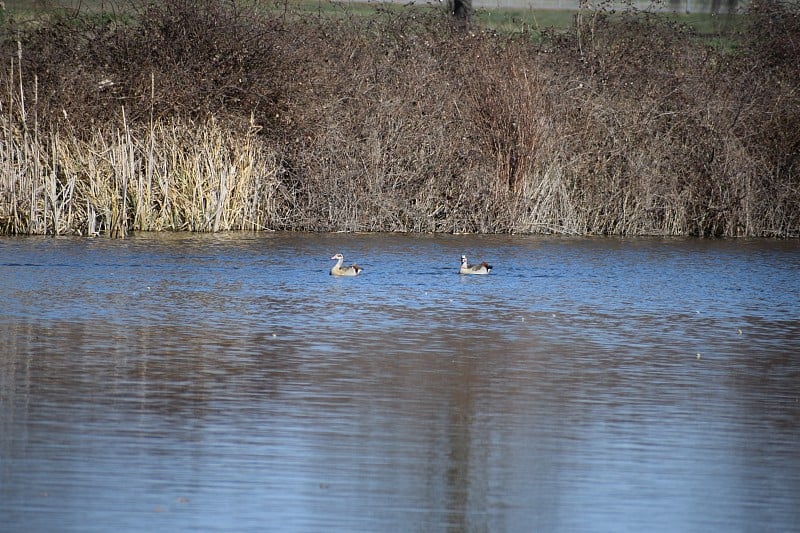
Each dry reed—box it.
[1,0,798,237]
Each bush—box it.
[1,0,798,236]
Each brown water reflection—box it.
[1,233,799,532]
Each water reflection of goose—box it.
[460,255,492,275]
[330,253,363,276]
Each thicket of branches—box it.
[1,0,798,236]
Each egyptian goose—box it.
[330,253,363,276]
[460,255,492,275]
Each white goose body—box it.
[460,255,492,275]
[330,253,363,276]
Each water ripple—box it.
[1,233,798,532]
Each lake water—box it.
[1,233,798,532]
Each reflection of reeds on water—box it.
[1,0,798,237]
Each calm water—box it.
[1,233,798,532]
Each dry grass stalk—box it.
[1,0,798,237]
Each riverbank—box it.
[1,0,797,237]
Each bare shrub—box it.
[12,0,286,130]
[534,4,800,236]
[1,0,798,237]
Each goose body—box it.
[330,253,363,276]
[460,255,492,275]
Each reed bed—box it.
[1,0,798,237]
[1,115,286,235]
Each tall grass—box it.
[1,116,286,236]
[1,0,798,237]
[1,55,285,236]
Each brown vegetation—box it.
[1,0,798,237]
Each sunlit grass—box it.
[1,0,745,38]
[1,0,796,237]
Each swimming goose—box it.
[330,253,363,276]
[460,255,492,275]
